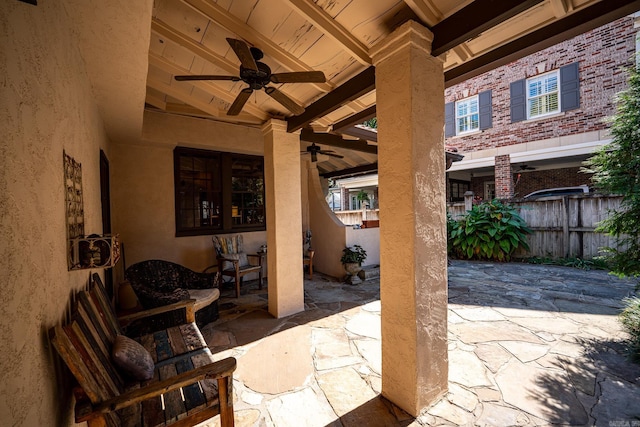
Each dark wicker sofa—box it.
[125,259,220,328]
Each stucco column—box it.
[370,20,448,416]
[495,154,514,199]
[262,119,304,318]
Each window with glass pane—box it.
[174,147,265,236]
[231,157,265,227]
[455,96,479,135]
[527,71,559,118]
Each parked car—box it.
[523,185,590,200]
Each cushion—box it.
[112,335,155,381]
[221,252,249,270]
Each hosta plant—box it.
[448,199,532,261]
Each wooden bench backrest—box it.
[50,277,126,404]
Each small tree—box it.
[585,66,640,279]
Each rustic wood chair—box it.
[303,249,314,279]
[50,273,236,427]
[210,235,263,298]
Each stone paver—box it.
[197,260,639,427]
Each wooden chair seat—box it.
[210,235,263,298]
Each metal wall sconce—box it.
[68,234,120,270]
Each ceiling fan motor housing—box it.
[240,62,271,90]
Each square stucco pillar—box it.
[262,119,305,318]
[370,20,448,416]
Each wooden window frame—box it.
[174,147,266,237]
[526,69,560,119]
[455,95,480,135]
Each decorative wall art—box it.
[64,150,84,240]
[64,151,120,270]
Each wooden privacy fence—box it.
[448,194,623,259]
[334,208,380,226]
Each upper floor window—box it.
[456,96,479,135]
[511,62,580,123]
[527,70,559,119]
[174,147,265,236]
[444,90,492,138]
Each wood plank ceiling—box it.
[146,0,640,175]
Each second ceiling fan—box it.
[174,38,326,116]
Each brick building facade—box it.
[445,15,638,200]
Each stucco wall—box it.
[0,2,112,425]
[111,111,267,275]
[307,164,348,278]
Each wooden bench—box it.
[50,274,236,427]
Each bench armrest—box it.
[76,357,237,422]
[118,298,197,325]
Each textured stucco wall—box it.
[0,2,111,425]
[112,111,267,273]
[307,164,348,278]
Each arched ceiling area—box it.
[83,0,640,174]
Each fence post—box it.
[562,196,570,258]
[464,191,474,212]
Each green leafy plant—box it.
[620,297,640,361]
[448,199,532,261]
[584,66,640,279]
[340,245,367,265]
[356,190,370,206]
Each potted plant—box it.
[356,190,370,208]
[340,245,367,278]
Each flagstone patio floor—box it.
[197,260,640,427]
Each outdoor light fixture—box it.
[68,234,121,270]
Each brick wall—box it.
[444,16,636,153]
[495,154,513,199]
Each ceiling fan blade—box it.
[226,38,258,71]
[175,75,240,81]
[264,87,304,115]
[322,152,344,159]
[227,88,253,116]
[270,71,326,84]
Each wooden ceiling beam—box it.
[403,0,442,27]
[287,0,371,66]
[147,77,262,124]
[287,66,376,132]
[300,129,378,154]
[181,0,333,93]
[151,19,238,75]
[332,106,377,132]
[430,0,545,57]
[321,163,379,178]
[444,0,640,87]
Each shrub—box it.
[620,297,640,361]
[340,245,367,265]
[448,199,532,261]
[584,66,640,279]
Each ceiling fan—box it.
[174,38,326,116]
[517,164,536,171]
[302,143,344,162]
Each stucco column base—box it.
[262,119,304,318]
[370,20,448,416]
